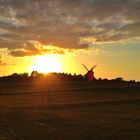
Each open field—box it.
[0,81,140,140]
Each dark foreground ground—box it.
[0,81,140,140]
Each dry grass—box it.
[0,81,140,140]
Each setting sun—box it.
[31,54,62,73]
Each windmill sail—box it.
[90,65,97,71]
[83,64,89,71]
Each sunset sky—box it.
[0,0,140,81]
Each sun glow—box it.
[31,54,62,73]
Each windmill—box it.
[83,64,97,81]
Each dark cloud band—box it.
[0,0,140,56]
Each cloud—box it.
[0,0,140,56]
[0,56,7,66]
[9,42,65,57]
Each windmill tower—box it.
[83,64,97,81]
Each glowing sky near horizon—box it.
[0,0,140,80]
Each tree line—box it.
[0,71,139,86]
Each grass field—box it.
[0,81,140,140]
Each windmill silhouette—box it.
[83,64,97,81]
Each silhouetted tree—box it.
[31,71,39,77]
[115,77,124,82]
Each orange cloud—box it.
[0,0,140,57]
